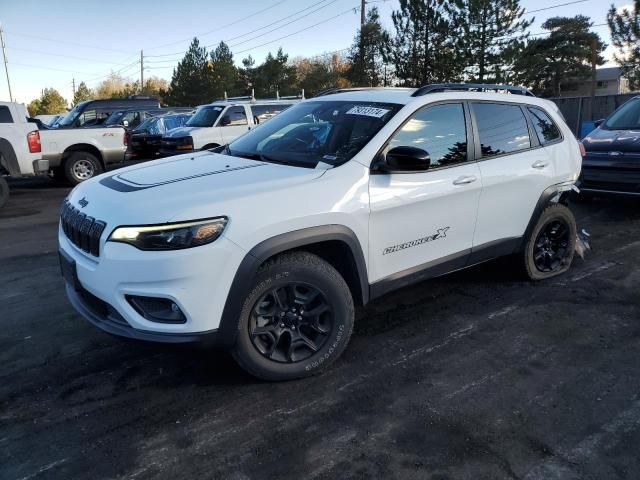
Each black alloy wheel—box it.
[249,283,332,363]
[533,218,571,273]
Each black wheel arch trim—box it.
[521,181,574,251]
[0,138,21,176]
[217,225,369,349]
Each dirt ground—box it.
[1,176,640,480]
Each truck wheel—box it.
[523,203,576,281]
[232,252,354,381]
[0,177,9,209]
[64,152,103,185]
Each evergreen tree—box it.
[166,38,211,106]
[608,0,640,89]
[208,41,242,99]
[450,0,532,82]
[30,88,67,115]
[72,82,93,105]
[387,0,461,86]
[513,16,606,97]
[253,48,297,97]
[347,7,389,87]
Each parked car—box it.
[579,95,640,196]
[159,98,298,156]
[104,107,193,130]
[0,102,50,207]
[59,84,583,381]
[125,113,193,160]
[56,97,160,129]
[0,100,128,185]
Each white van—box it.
[159,97,301,155]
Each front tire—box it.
[63,152,103,185]
[523,203,576,280]
[232,252,354,381]
[0,176,9,208]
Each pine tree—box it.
[208,41,241,99]
[450,0,532,82]
[72,82,93,106]
[37,88,67,114]
[347,7,389,87]
[387,0,462,86]
[253,48,297,97]
[513,16,606,97]
[608,0,640,89]
[166,38,211,106]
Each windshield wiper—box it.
[225,147,292,166]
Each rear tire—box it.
[523,203,576,280]
[63,152,103,186]
[0,177,9,208]
[232,252,354,381]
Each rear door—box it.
[470,102,555,248]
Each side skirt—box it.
[369,237,522,301]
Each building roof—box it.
[596,67,622,81]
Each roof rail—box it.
[412,83,535,97]
[314,87,402,97]
[218,88,305,103]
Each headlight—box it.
[108,217,227,250]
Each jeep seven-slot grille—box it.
[60,200,107,257]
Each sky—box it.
[0,0,631,104]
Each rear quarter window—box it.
[528,106,561,144]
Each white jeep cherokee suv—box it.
[59,84,582,381]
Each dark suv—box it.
[580,96,640,196]
[125,113,193,160]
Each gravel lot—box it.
[1,176,640,480]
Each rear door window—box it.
[472,103,531,158]
[0,106,13,123]
[528,107,561,144]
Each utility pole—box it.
[361,0,366,26]
[72,78,76,97]
[140,50,144,92]
[0,22,13,102]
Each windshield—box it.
[227,101,402,168]
[104,111,126,126]
[186,106,223,127]
[58,103,84,127]
[136,116,160,134]
[604,98,640,130]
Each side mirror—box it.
[123,120,129,127]
[593,118,605,128]
[383,146,431,171]
[220,115,231,126]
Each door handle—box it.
[453,175,478,185]
[532,160,549,169]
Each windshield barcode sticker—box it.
[346,106,390,118]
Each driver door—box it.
[368,102,482,284]
[219,105,251,144]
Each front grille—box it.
[60,199,107,257]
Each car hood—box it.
[66,152,325,226]
[163,126,199,138]
[583,127,640,153]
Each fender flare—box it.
[216,225,369,348]
[521,181,575,250]
[0,138,21,176]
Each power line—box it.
[233,5,361,56]
[227,0,340,48]
[526,0,590,14]
[7,46,138,65]
[4,30,132,54]
[144,0,290,51]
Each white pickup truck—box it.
[0,102,127,206]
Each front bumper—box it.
[59,224,246,342]
[579,154,640,196]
